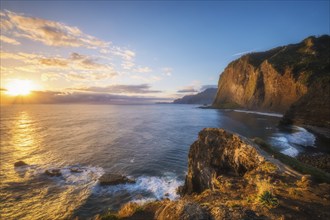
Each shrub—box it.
[258,191,279,208]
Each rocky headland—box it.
[213,35,330,129]
[95,128,330,220]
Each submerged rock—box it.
[70,167,84,173]
[99,173,135,186]
[14,161,28,167]
[45,169,62,177]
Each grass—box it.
[100,211,119,220]
[258,191,279,208]
[253,138,330,183]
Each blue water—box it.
[0,104,317,219]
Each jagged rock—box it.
[14,161,28,167]
[181,128,266,194]
[99,173,135,186]
[45,169,62,177]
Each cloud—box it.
[1,10,110,49]
[200,85,217,91]
[41,73,62,81]
[162,67,173,76]
[112,46,135,61]
[135,66,152,73]
[0,35,20,45]
[177,88,198,93]
[232,49,257,56]
[121,61,135,70]
[72,84,162,94]
[39,58,69,67]
[1,51,118,80]
[1,90,170,104]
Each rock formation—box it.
[173,88,217,105]
[99,128,330,220]
[213,35,330,127]
[98,173,135,186]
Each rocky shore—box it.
[95,128,330,220]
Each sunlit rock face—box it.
[213,35,330,127]
[181,128,266,194]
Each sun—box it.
[6,79,34,96]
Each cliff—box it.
[173,88,217,105]
[97,128,330,220]
[213,35,330,127]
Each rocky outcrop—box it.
[45,169,62,177]
[213,35,330,127]
[181,128,267,194]
[173,88,217,105]
[98,173,135,186]
[14,161,28,167]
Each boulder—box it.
[45,169,62,177]
[14,160,28,167]
[99,173,135,186]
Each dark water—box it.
[0,104,317,219]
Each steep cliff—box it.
[213,35,330,119]
[173,88,217,104]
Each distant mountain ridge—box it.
[213,35,330,128]
[173,88,217,104]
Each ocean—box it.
[0,104,318,219]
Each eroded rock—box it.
[181,128,266,194]
[45,169,62,177]
[99,173,135,186]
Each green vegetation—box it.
[253,138,330,183]
[100,211,119,220]
[258,191,279,208]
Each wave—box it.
[93,172,183,203]
[269,126,316,157]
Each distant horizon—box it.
[1,1,329,104]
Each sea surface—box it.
[0,104,320,219]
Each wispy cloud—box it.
[134,66,152,73]
[162,67,173,76]
[232,49,257,56]
[72,84,161,94]
[0,35,20,45]
[1,10,110,49]
[1,51,118,81]
[1,90,169,104]
[177,88,198,93]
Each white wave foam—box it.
[93,173,183,201]
[234,110,283,118]
[60,166,104,185]
[270,126,315,157]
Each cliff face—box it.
[213,35,330,116]
[173,88,217,104]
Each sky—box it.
[0,0,329,103]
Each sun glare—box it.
[6,79,34,96]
